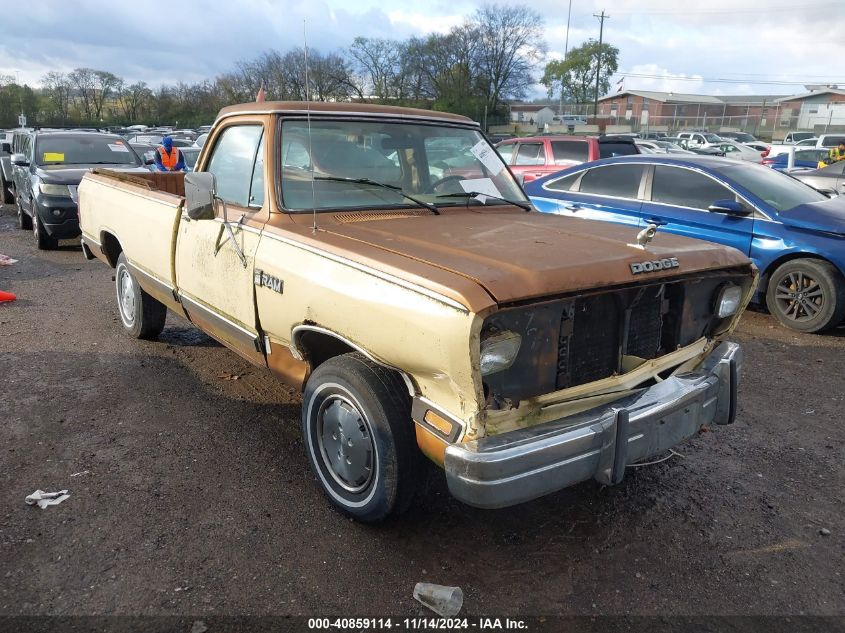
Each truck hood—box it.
[36,164,148,185]
[323,211,750,304]
[777,197,845,236]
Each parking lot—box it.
[1,202,843,618]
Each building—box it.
[508,105,555,127]
[773,89,845,131]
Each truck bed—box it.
[78,170,186,295]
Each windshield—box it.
[36,136,141,166]
[279,119,526,212]
[715,163,827,212]
[704,134,723,143]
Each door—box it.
[513,141,549,182]
[640,165,753,255]
[546,163,646,228]
[175,123,268,366]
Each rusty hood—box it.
[320,210,751,305]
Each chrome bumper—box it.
[445,342,741,509]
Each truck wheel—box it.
[0,173,12,205]
[766,259,845,333]
[302,352,418,522]
[115,253,167,339]
[32,210,58,250]
[16,197,31,230]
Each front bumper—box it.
[444,341,741,509]
[34,196,80,239]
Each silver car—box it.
[790,161,845,196]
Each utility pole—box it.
[593,10,609,120]
[560,0,573,120]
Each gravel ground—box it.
[0,203,843,620]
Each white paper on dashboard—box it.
[469,140,504,175]
[459,178,501,203]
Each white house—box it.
[509,105,555,128]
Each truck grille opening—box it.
[557,285,673,390]
[481,272,747,404]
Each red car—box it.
[496,135,641,183]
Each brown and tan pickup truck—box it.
[78,102,756,521]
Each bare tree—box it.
[116,80,152,121]
[92,70,120,120]
[42,71,72,122]
[69,68,96,120]
[472,4,546,112]
[348,37,402,100]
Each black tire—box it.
[16,196,31,230]
[766,259,845,333]
[32,208,58,250]
[302,352,418,522]
[0,172,13,205]
[115,253,167,339]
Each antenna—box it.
[303,19,318,234]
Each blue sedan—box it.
[525,156,845,333]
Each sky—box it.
[1,0,843,98]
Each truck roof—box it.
[216,101,476,125]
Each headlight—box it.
[715,284,743,318]
[38,183,71,197]
[479,330,522,376]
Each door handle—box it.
[644,217,668,226]
[564,203,581,211]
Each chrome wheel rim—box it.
[316,395,374,493]
[774,271,824,323]
[117,268,136,325]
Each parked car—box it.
[768,135,843,158]
[77,101,754,521]
[495,135,640,183]
[713,141,766,162]
[676,131,725,148]
[781,131,816,145]
[11,131,146,249]
[126,134,193,147]
[525,155,845,332]
[790,160,845,196]
[194,133,209,148]
[762,148,830,171]
[1,129,32,204]
[718,131,757,143]
[743,142,771,155]
[635,140,695,155]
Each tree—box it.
[348,37,402,100]
[91,70,120,120]
[42,71,72,123]
[541,40,619,107]
[472,4,546,113]
[116,81,152,122]
[68,68,96,120]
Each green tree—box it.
[541,40,619,107]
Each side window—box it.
[578,164,645,199]
[651,166,734,210]
[551,141,588,164]
[206,125,263,207]
[249,134,265,207]
[515,143,546,166]
[496,143,515,164]
[546,171,582,192]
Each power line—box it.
[611,1,839,15]
[616,72,845,87]
[593,10,609,116]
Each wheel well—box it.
[294,328,415,396]
[100,232,123,268]
[759,253,838,294]
[297,329,357,370]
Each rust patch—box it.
[266,341,309,390]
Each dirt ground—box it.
[0,203,843,620]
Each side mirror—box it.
[184,172,216,220]
[708,199,750,216]
[11,153,28,166]
[1,142,11,154]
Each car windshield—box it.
[36,136,141,166]
[704,134,723,143]
[715,163,828,212]
[280,119,526,212]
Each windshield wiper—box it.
[314,176,439,215]
[436,191,532,212]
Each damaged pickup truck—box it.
[78,102,756,522]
